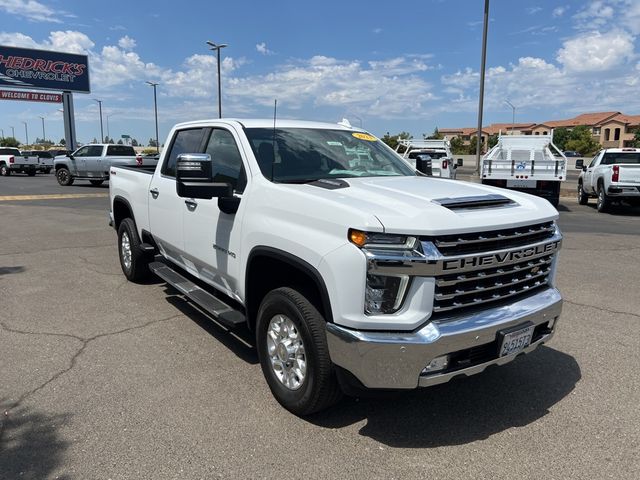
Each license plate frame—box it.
[497,322,535,358]
[507,179,537,188]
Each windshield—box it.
[245,128,415,183]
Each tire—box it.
[89,179,104,186]
[27,170,36,177]
[596,183,611,213]
[56,167,74,186]
[0,164,10,176]
[117,218,151,283]
[577,182,589,205]
[256,287,342,416]
[44,168,52,174]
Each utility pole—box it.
[39,116,46,143]
[21,121,29,146]
[475,0,490,174]
[504,99,516,135]
[145,81,160,153]
[206,41,228,118]
[93,99,104,142]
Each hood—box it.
[298,176,558,236]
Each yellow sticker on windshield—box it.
[352,132,377,142]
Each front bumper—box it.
[326,287,561,389]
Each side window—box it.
[588,155,599,168]
[204,129,247,193]
[86,146,104,156]
[74,146,90,157]
[162,128,206,177]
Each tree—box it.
[632,128,640,148]
[552,127,570,151]
[104,136,111,144]
[488,134,498,150]
[131,138,139,147]
[424,127,443,140]
[60,138,66,145]
[450,137,466,155]
[564,125,601,155]
[117,139,123,145]
[0,137,20,147]
[148,138,158,147]
[92,137,98,144]
[380,131,412,151]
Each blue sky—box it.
[0,0,639,145]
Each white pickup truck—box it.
[0,147,40,176]
[396,139,462,179]
[109,119,563,415]
[54,144,159,186]
[576,148,640,212]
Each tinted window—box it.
[601,152,640,165]
[73,146,91,157]
[0,148,20,155]
[204,129,247,193]
[86,146,104,156]
[107,145,135,156]
[162,128,205,177]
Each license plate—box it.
[498,324,535,357]
[507,179,537,188]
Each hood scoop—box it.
[432,194,516,210]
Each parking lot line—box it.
[0,193,109,201]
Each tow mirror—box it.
[456,158,464,167]
[176,153,232,199]
[416,154,433,176]
[574,159,584,170]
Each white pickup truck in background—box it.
[54,144,159,186]
[396,139,462,179]
[0,147,40,176]
[576,148,640,212]
[109,118,563,415]
[481,134,567,207]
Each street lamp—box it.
[93,99,104,142]
[206,40,228,118]
[39,116,46,144]
[475,0,490,174]
[21,121,29,146]
[504,99,516,135]
[106,113,116,142]
[145,81,160,153]
[10,126,15,139]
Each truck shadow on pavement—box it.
[0,404,72,480]
[0,266,25,275]
[308,346,581,448]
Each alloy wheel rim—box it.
[121,231,132,270]
[59,170,68,182]
[266,314,306,390]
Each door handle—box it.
[150,188,159,199]
[185,199,198,210]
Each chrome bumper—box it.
[326,288,562,390]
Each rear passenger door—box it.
[183,126,248,300]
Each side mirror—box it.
[456,158,464,167]
[574,159,584,170]
[66,152,73,159]
[176,153,232,199]
[416,154,433,176]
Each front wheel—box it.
[256,287,342,416]
[89,179,104,186]
[56,167,74,186]
[0,165,10,176]
[596,184,611,213]
[117,218,151,283]
[577,182,589,205]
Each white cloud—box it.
[573,1,615,29]
[552,6,567,17]
[118,35,136,50]
[256,42,273,55]
[0,30,94,53]
[556,30,635,72]
[0,0,63,23]
[373,27,383,34]
[526,6,542,15]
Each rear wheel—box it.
[256,287,342,416]
[44,168,52,174]
[89,179,104,186]
[596,183,611,213]
[117,218,151,283]
[56,167,74,186]
[0,165,10,176]
[577,182,589,205]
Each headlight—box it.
[349,229,416,315]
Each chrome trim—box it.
[434,223,555,249]
[326,288,562,389]
[435,256,553,287]
[434,268,550,300]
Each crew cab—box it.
[109,119,563,415]
[0,147,39,176]
[576,148,640,212]
[54,144,159,186]
[396,139,462,179]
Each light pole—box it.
[145,81,160,153]
[206,41,228,118]
[106,113,115,142]
[504,99,516,135]
[1,128,4,138]
[10,126,15,139]
[39,116,46,143]
[475,0,490,174]
[22,121,29,146]
[93,99,104,142]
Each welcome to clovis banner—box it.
[0,45,90,93]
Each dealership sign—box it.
[0,45,90,93]
[0,89,62,103]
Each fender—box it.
[112,195,135,230]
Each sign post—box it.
[62,91,77,150]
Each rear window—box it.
[0,148,20,155]
[106,145,136,156]
[601,152,640,165]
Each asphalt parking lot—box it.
[1,174,639,479]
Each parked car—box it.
[109,118,563,415]
[576,147,640,212]
[54,144,159,186]
[563,150,583,157]
[0,147,39,176]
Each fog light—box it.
[421,354,450,374]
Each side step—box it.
[150,261,246,329]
